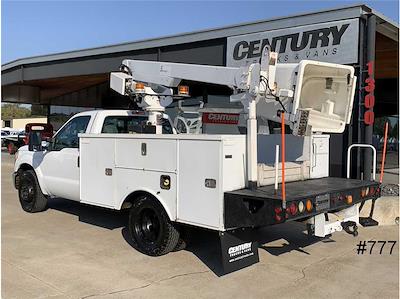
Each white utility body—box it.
[14,47,380,273]
[80,133,246,230]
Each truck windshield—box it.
[101,116,173,134]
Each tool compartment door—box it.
[80,136,116,208]
[310,135,330,178]
[177,139,222,230]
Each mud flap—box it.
[219,228,259,275]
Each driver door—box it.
[40,115,91,201]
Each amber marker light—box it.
[306,199,313,212]
[135,82,145,93]
[178,85,190,96]
[346,195,353,204]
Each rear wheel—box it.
[18,170,48,213]
[173,226,189,251]
[128,195,180,256]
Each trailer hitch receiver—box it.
[341,221,358,237]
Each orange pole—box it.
[379,122,389,183]
[281,112,286,207]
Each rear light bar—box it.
[273,185,379,223]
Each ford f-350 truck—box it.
[13,47,380,274]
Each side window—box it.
[52,116,91,150]
[102,116,146,133]
[161,118,173,134]
[101,116,174,134]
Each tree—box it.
[31,104,47,117]
[391,122,398,139]
[373,116,390,137]
[1,104,31,120]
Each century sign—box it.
[226,19,359,67]
[202,112,240,125]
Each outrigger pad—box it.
[359,217,379,227]
[219,229,259,275]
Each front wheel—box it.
[128,195,180,256]
[18,170,48,213]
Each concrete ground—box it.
[2,152,399,299]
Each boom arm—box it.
[120,59,245,89]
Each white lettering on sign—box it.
[228,242,252,258]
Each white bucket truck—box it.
[13,47,380,273]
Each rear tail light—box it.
[370,186,375,195]
[287,202,298,216]
[298,201,305,213]
[274,206,283,222]
[306,199,313,212]
[361,187,370,198]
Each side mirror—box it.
[28,131,43,151]
[46,137,55,151]
[42,141,50,150]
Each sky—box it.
[1,1,399,64]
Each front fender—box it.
[14,148,50,196]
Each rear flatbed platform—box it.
[226,177,378,201]
[224,177,380,229]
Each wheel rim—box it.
[134,208,161,245]
[20,179,35,203]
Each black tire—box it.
[128,195,180,256]
[173,237,187,252]
[173,226,189,252]
[18,170,48,213]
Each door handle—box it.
[312,143,317,168]
[77,156,80,167]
